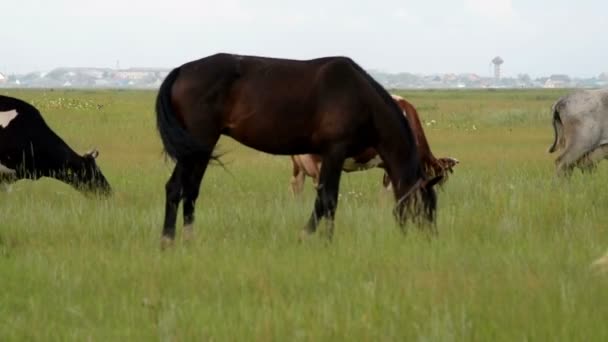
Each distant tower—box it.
[492,56,504,80]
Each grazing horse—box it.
[0,95,111,195]
[155,53,441,247]
[290,94,459,194]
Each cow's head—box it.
[73,148,112,196]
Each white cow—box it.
[548,88,608,176]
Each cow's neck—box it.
[36,136,87,186]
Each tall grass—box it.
[1,88,607,341]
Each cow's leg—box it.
[305,156,322,190]
[382,171,392,191]
[555,120,601,177]
[0,168,17,193]
[578,144,608,174]
[290,157,306,196]
[555,135,596,178]
[0,182,12,193]
[579,163,597,174]
[300,147,346,241]
[578,155,597,174]
[0,177,15,193]
[162,163,184,248]
[555,158,576,178]
[596,144,608,163]
[180,157,212,242]
[294,155,321,192]
[311,174,320,190]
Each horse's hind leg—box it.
[301,148,346,241]
[181,158,211,242]
[162,163,184,248]
[161,155,213,248]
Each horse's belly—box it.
[225,132,315,155]
[342,155,383,172]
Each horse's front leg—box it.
[300,147,346,241]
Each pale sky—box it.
[2,0,607,77]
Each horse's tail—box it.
[155,67,218,162]
[548,99,565,153]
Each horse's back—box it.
[165,53,407,157]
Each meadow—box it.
[1,88,607,341]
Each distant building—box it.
[464,73,481,82]
[114,70,150,81]
[0,72,6,84]
[442,73,458,82]
[544,74,571,88]
[113,68,169,81]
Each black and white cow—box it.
[0,95,111,195]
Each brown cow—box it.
[290,94,458,195]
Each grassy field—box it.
[1,88,607,341]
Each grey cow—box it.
[549,88,608,176]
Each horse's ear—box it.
[85,148,99,159]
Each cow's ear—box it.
[85,148,99,159]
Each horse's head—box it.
[393,174,442,229]
[419,174,442,221]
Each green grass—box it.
[1,88,607,341]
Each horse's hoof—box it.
[321,222,335,242]
[160,236,174,250]
[182,224,194,242]
[298,229,313,243]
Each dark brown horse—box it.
[155,53,441,247]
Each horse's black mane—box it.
[348,63,415,136]
[346,60,422,171]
